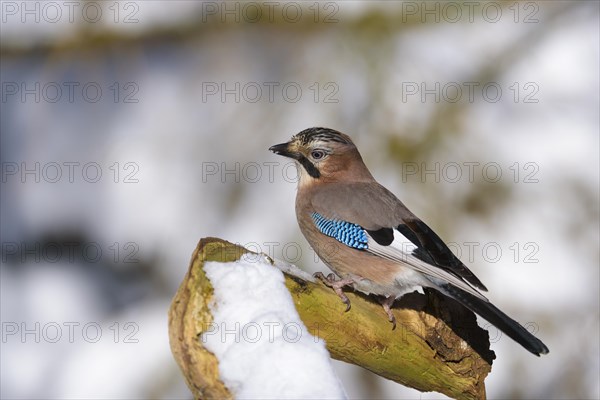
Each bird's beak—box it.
[269,142,298,159]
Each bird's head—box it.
[269,127,373,186]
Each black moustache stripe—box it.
[297,156,320,179]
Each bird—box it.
[269,127,549,356]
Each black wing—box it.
[368,218,488,292]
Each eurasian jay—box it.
[269,127,549,356]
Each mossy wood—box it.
[168,237,494,400]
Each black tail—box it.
[440,284,549,356]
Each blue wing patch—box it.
[311,212,368,250]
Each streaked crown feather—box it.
[292,127,353,146]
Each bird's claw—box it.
[381,295,397,330]
[313,272,355,312]
[335,290,351,312]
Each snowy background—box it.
[1,1,599,399]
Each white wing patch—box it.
[366,229,488,302]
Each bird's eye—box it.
[311,150,326,160]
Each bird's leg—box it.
[313,272,356,312]
[380,295,397,330]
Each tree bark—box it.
[168,237,494,400]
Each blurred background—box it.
[1,1,598,398]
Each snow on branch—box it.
[168,238,494,400]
